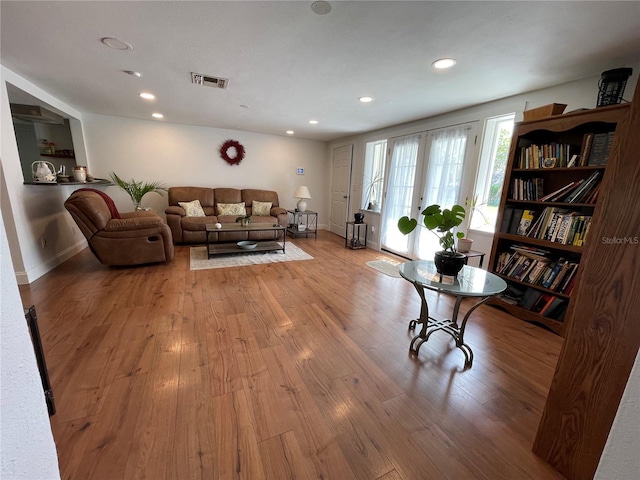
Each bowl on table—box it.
[237,241,258,250]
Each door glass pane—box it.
[381,135,420,254]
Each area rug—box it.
[366,258,403,278]
[190,243,313,270]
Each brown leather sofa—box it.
[165,187,288,244]
[64,189,174,266]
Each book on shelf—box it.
[519,288,542,310]
[539,181,578,202]
[508,208,524,234]
[579,133,594,166]
[564,170,601,203]
[540,297,566,318]
[567,154,579,168]
[517,209,536,235]
[588,131,615,166]
[501,206,515,234]
[532,294,553,313]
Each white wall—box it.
[596,349,640,479]
[80,114,328,220]
[0,214,60,479]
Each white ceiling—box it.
[1,1,639,142]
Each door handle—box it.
[343,195,348,199]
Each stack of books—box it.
[517,142,573,169]
[538,170,601,204]
[496,245,579,295]
[524,208,592,246]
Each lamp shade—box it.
[293,186,311,211]
[293,186,311,199]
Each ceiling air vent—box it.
[191,72,228,89]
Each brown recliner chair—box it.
[64,189,174,266]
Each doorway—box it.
[380,122,479,259]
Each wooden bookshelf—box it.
[487,103,631,335]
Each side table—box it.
[399,260,507,368]
[345,221,368,249]
[287,210,318,239]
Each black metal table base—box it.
[407,283,492,368]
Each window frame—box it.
[468,113,515,233]
[361,139,387,211]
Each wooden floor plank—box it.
[211,391,266,480]
[123,331,181,480]
[257,431,313,480]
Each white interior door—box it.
[329,144,353,237]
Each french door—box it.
[380,134,425,257]
[380,123,478,259]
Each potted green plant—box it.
[109,172,167,210]
[235,214,251,227]
[398,204,467,275]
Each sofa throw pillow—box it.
[252,200,272,216]
[217,202,246,216]
[178,199,206,217]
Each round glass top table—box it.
[399,260,507,368]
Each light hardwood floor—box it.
[20,231,565,480]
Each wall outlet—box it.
[40,237,47,248]
[371,226,375,234]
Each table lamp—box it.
[293,186,311,212]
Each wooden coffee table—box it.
[205,223,286,259]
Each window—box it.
[470,114,514,232]
[361,139,387,211]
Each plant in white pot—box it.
[398,204,467,275]
[457,196,490,253]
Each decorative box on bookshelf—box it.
[488,103,630,336]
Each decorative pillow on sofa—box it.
[252,200,272,216]
[217,202,246,216]
[178,199,206,217]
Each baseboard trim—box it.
[17,240,88,285]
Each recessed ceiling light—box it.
[309,120,318,125]
[101,37,133,51]
[358,96,373,103]
[432,58,457,69]
[152,113,164,119]
[311,1,332,15]
[286,130,295,135]
[123,70,142,78]
[139,92,155,100]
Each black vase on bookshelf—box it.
[487,104,631,336]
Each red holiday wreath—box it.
[219,139,245,165]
